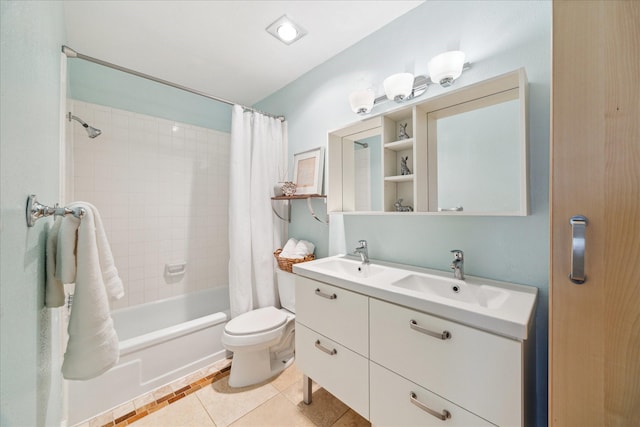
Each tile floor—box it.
[82,361,370,427]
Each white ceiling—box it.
[63,1,424,106]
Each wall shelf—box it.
[271,194,328,224]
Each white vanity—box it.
[293,256,537,427]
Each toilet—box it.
[222,269,296,388]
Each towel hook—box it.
[26,194,85,227]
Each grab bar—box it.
[26,194,85,227]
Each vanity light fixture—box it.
[266,15,307,45]
[428,51,466,88]
[349,88,376,115]
[383,73,415,102]
[348,51,470,115]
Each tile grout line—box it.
[89,364,231,427]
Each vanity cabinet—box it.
[369,299,522,426]
[294,277,369,418]
[295,275,529,426]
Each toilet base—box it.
[228,348,294,388]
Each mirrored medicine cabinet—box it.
[327,68,529,216]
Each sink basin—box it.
[293,255,538,340]
[313,258,386,279]
[391,274,509,309]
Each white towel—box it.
[45,217,65,307]
[279,238,299,258]
[56,213,79,284]
[296,240,315,257]
[59,202,123,380]
[280,239,315,260]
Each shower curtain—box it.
[228,105,287,318]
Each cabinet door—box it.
[295,276,368,356]
[370,362,496,427]
[370,299,522,426]
[295,323,369,419]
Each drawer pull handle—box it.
[315,288,337,300]
[315,340,337,356]
[410,392,451,421]
[410,320,451,340]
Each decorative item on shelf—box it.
[394,199,413,212]
[399,123,410,140]
[347,51,471,115]
[280,181,297,196]
[273,183,285,197]
[400,156,412,175]
[293,147,325,195]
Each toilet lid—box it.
[225,306,287,335]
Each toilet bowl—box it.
[222,269,296,388]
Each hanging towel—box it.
[59,202,123,380]
[56,213,79,285]
[45,217,65,307]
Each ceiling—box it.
[63,1,424,106]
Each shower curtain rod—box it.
[62,45,285,121]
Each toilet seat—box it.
[222,307,291,351]
[225,306,287,335]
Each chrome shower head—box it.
[68,112,102,139]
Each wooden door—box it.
[550,1,640,426]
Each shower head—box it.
[68,112,102,139]
[354,140,368,149]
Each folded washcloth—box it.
[296,240,315,256]
[279,238,299,258]
[45,217,65,308]
[59,202,123,380]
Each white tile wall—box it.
[68,100,230,309]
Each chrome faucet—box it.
[354,240,370,265]
[450,249,464,280]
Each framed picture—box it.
[293,147,325,195]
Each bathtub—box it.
[66,287,230,426]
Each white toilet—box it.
[222,269,296,388]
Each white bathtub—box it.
[66,287,230,426]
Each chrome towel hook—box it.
[26,194,85,227]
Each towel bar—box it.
[26,194,85,227]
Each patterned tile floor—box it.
[78,360,370,427]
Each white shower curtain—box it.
[228,105,287,318]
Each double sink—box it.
[293,255,537,340]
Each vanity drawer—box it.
[295,276,368,356]
[369,298,522,426]
[370,362,495,427]
[295,323,369,419]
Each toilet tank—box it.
[276,269,296,313]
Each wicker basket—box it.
[274,248,315,273]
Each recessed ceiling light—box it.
[266,15,307,45]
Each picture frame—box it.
[293,147,325,195]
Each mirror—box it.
[328,68,528,216]
[427,89,525,214]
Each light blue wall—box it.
[69,59,232,132]
[256,1,550,425]
[1,1,67,425]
